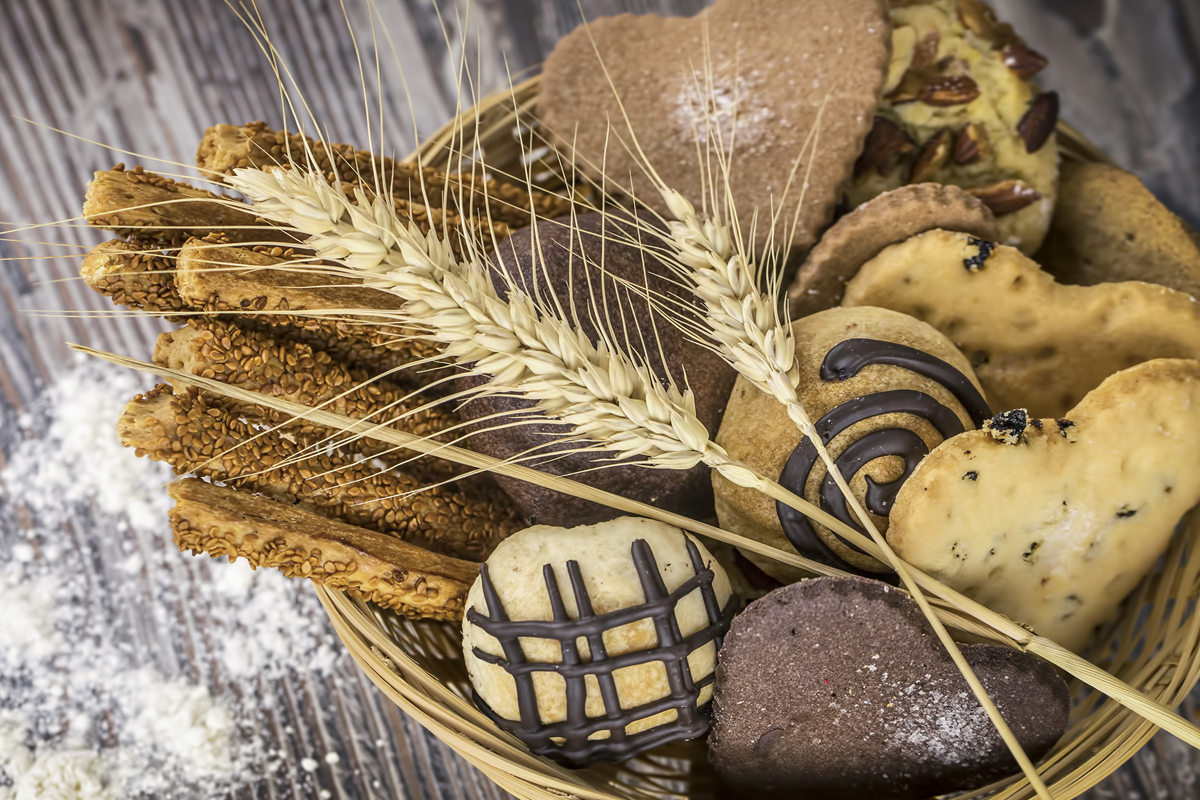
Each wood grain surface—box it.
[0,1,1198,798]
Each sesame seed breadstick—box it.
[173,239,445,377]
[80,238,190,315]
[154,319,463,481]
[119,385,521,561]
[198,121,573,229]
[84,165,295,245]
[169,478,477,621]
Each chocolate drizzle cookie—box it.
[777,339,991,574]
[713,307,988,582]
[462,517,736,766]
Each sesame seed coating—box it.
[169,478,476,621]
[156,318,463,482]
[119,385,521,562]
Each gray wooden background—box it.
[0,0,1198,798]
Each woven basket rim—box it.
[320,77,1200,800]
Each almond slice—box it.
[968,179,1043,217]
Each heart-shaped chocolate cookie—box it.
[538,0,890,255]
[889,358,1200,652]
[842,229,1200,418]
[710,576,1069,800]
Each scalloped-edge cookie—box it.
[787,183,998,319]
[841,229,1200,418]
[1036,161,1200,300]
[888,359,1200,652]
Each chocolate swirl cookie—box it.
[776,338,991,576]
[713,307,989,582]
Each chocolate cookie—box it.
[710,577,1069,800]
[848,0,1058,254]
[1037,160,1200,299]
[463,517,736,766]
[713,307,989,582]
[457,210,737,527]
[786,183,998,319]
[538,0,889,256]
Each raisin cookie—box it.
[841,229,1200,418]
[888,359,1200,652]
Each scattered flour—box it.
[0,357,344,798]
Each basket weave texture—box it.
[315,75,1200,800]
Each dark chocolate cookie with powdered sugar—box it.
[710,577,1068,800]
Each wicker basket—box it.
[314,75,1200,800]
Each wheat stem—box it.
[653,183,1051,797]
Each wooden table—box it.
[0,1,1197,797]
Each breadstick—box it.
[169,478,477,621]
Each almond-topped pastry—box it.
[848,0,1058,254]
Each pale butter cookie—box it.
[842,229,1200,418]
[888,359,1200,652]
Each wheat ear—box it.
[227,166,761,480]
[651,180,1052,796]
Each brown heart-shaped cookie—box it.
[888,358,1200,652]
[538,0,890,255]
[710,576,1069,800]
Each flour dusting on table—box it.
[0,358,343,799]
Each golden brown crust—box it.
[119,385,522,561]
[787,183,998,319]
[84,165,294,245]
[197,121,571,232]
[169,478,476,621]
[1036,161,1200,299]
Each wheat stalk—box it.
[228,166,753,479]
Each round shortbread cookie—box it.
[1037,160,1200,299]
[786,183,998,319]
[713,307,987,581]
